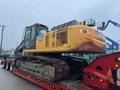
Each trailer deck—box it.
[0,65,43,90]
[12,68,93,90]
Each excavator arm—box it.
[98,20,120,30]
[106,36,119,51]
[98,20,120,51]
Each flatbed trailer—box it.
[1,52,120,90]
[1,58,93,90]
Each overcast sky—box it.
[0,0,120,49]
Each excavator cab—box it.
[23,23,48,49]
[15,24,48,56]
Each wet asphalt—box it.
[0,65,44,90]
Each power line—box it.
[19,0,35,12]
[8,0,46,27]
[15,0,35,15]
[14,0,44,17]
[8,0,36,26]
[19,0,45,15]
[8,0,44,25]
[19,0,46,23]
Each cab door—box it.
[23,26,36,49]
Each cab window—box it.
[37,26,48,40]
[24,27,31,41]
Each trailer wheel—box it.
[10,63,13,71]
[3,61,6,69]
[1,61,3,65]
[7,63,11,71]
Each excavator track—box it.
[14,56,69,82]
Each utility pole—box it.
[0,25,6,55]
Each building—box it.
[0,49,14,57]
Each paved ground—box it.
[0,66,44,90]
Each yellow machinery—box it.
[14,19,106,82]
[24,21,106,55]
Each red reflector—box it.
[100,79,103,82]
[44,82,47,85]
[115,64,119,68]
[51,85,55,89]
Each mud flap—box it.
[112,69,120,87]
[116,69,120,86]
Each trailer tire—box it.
[3,61,6,69]
[10,63,13,71]
[7,63,11,71]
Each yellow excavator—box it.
[14,19,106,82]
